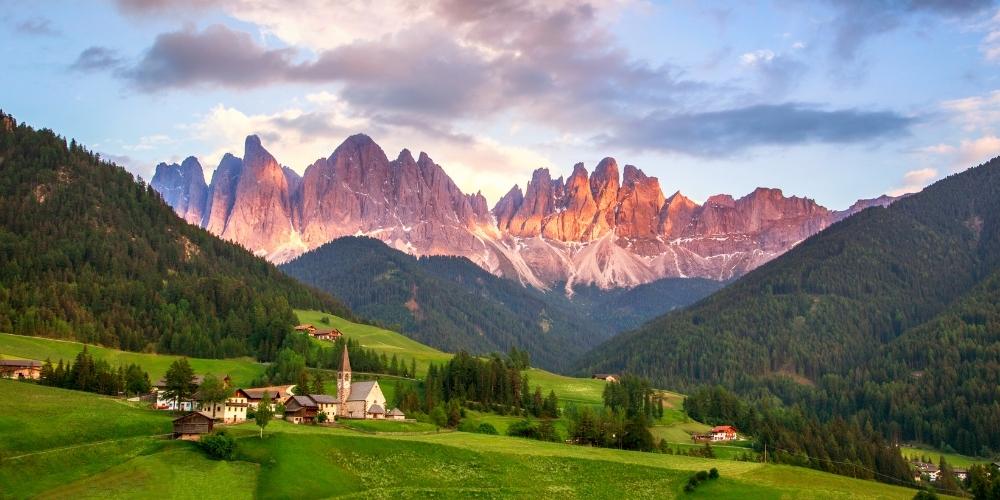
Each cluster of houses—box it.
[294,323,343,342]
[170,346,406,439]
[692,425,741,443]
[0,359,42,380]
[910,460,969,483]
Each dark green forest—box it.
[0,112,351,361]
[280,236,718,371]
[578,156,1000,456]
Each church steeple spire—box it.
[337,345,352,416]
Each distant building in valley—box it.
[0,359,42,380]
[710,425,738,442]
[592,373,620,383]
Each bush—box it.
[199,430,237,460]
[709,468,719,479]
[913,490,938,500]
[476,423,499,435]
[507,419,541,439]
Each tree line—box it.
[37,347,151,396]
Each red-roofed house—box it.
[710,425,738,442]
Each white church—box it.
[336,345,392,419]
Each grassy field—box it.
[1,381,938,499]
[901,445,990,468]
[294,309,452,376]
[0,333,265,386]
[338,419,441,433]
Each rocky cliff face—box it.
[150,156,208,225]
[154,134,899,290]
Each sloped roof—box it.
[347,381,378,401]
[0,359,41,367]
[309,394,337,404]
[388,408,405,416]
[367,404,385,414]
[341,345,351,373]
[288,395,318,408]
[711,425,736,433]
[172,411,214,422]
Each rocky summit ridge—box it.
[151,134,897,290]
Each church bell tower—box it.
[337,345,351,416]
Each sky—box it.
[3,0,1000,209]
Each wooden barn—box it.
[172,411,214,440]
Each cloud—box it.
[114,0,223,15]
[70,47,124,72]
[888,167,938,196]
[822,0,994,61]
[604,103,913,156]
[942,89,1000,132]
[14,17,59,36]
[739,49,807,94]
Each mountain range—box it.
[152,134,897,291]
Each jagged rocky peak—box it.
[153,132,902,288]
[151,156,208,226]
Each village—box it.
[1,343,407,440]
[167,345,409,439]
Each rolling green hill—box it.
[0,113,351,362]
[0,379,935,499]
[577,157,1000,456]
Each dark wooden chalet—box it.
[172,411,214,440]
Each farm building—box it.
[710,425,738,442]
[154,375,205,411]
[388,408,406,420]
[591,373,619,383]
[200,391,249,423]
[172,411,214,440]
[284,394,338,424]
[312,328,343,341]
[294,324,317,334]
[0,359,42,379]
[236,386,294,410]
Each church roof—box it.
[346,380,378,401]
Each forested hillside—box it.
[0,112,351,361]
[577,156,1000,456]
[281,237,601,371]
[281,236,720,371]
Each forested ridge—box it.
[0,112,352,361]
[281,236,720,372]
[281,236,604,371]
[578,155,1000,456]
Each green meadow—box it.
[901,445,990,468]
[0,333,265,386]
[0,380,939,499]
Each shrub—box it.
[199,430,237,460]
[695,470,708,482]
[476,423,499,435]
[507,419,541,439]
[316,411,328,423]
[913,490,938,500]
[709,468,719,479]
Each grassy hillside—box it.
[0,333,265,386]
[0,380,933,499]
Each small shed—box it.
[367,404,386,420]
[172,411,214,440]
[388,408,406,420]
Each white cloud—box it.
[791,41,806,50]
[888,167,937,196]
[122,134,172,151]
[979,8,1000,62]
[740,49,775,66]
[941,90,1000,133]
